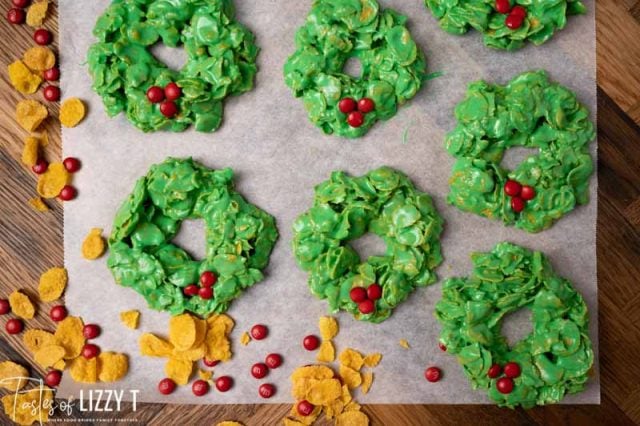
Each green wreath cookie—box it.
[107,158,278,316]
[88,0,259,133]
[284,0,428,138]
[446,70,595,233]
[425,0,587,51]
[292,167,444,323]
[435,242,594,408]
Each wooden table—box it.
[1,1,639,425]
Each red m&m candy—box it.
[358,299,374,314]
[45,370,62,387]
[496,377,514,394]
[504,180,521,197]
[215,376,233,392]
[338,98,357,114]
[349,287,367,303]
[200,271,217,287]
[424,366,442,382]
[357,98,375,113]
[367,283,382,300]
[146,86,164,103]
[510,196,525,213]
[251,363,269,379]
[158,378,176,395]
[6,318,23,334]
[303,335,320,351]
[192,379,209,396]
[251,324,268,340]
[495,0,510,14]
[297,400,314,416]
[164,83,182,101]
[50,305,68,322]
[503,362,521,378]
[265,353,282,369]
[258,383,276,399]
[347,111,364,128]
[487,364,502,379]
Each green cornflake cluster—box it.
[446,70,595,233]
[425,0,587,50]
[107,158,278,316]
[284,0,429,138]
[88,0,259,133]
[436,242,594,408]
[293,167,444,323]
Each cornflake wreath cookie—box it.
[436,242,594,408]
[107,158,278,316]
[446,70,595,233]
[88,0,259,133]
[284,0,429,138]
[425,0,587,51]
[293,167,444,323]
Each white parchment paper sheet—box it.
[59,0,598,404]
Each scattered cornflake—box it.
[28,197,49,212]
[2,387,53,425]
[198,369,213,381]
[97,352,129,382]
[240,331,251,346]
[38,267,67,302]
[339,348,364,371]
[165,357,193,385]
[54,316,85,359]
[361,372,373,395]
[26,0,49,27]
[81,228,106,260]
[60,97,86,128]
[34,344,66,369]
[216,422,244,426]
[36,162,70,198]
[335,410,369,426]
[69,356,97,383]
[0,361,29,391]
[9,290,35,319]
[16,100,48,132]
[8,60,42,94]
[363,353,382,368]
[23,46,55,71]
[339,364,362,390]
[399,339,410,349]
[23,329,55,353]
[119,310,140,329]
[21,136,40,167]
[318,316,338,341]
[316,340,335,363]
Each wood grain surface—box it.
[1,1,639,425]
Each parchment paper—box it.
[59,0,598,404]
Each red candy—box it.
[59,185,77,201]
[43,67,60,82]
[0,299,10,315]
[192,379,209,396]
[250,324,268,340]
[34,29,53,46]
[303,335,320,351]
[297,400,314,416]
[520,185,535,200]
[503,362,521,378]
[511,5,526,17]
[349,287,367,303]
[495,0,510,14]
[160,101,178,118]
[510,196,525,213]
[200,271,217,287]
[258,383,276,399]
[82,324,101,339]
[251,362,269,379]
[357,98,375,113]
[338,98,357,114]
[43,85,61,102]
[357,299,374,314]
[82,343,100,359]
[496,377,514,394]
[215,376,233,392]
[50,305,68,322]
[63,157,81,173]
[6,318,23,334]
[158,378,176,395]
[504,180,521,197]
[183,284,199,296]
[7,8,25,25]
[438,342,447,352]
[164,83,182,101]
[13,0,31,7]
[487,364,502,379]
[146,86,165,103]
[424,366,442,383]
[203,358,219,367]
[347,111,364,128]
[505,13,524,30]
[198,287,213,300]
[45,370,62,387]
[265,353,282,369]
[32,159,48,174]
[366,283,382,300]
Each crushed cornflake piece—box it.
[306,378,342,405]
[28,197,49,212]
[2,387,53,425]
[23,329,55,353]
[26,0,49,27]
[339,364,362,390]
[9,290,35,319]
[97,352,129,382]
[82,228,106,260]
[169,314,198,351]
[16,100,48,132]
[335,410,369,426]
[38,267,67,302]
[69,356,97,383]
[198,368,213,381]
[316,340,335,363]
[8,60,42,94]
[240,331,251,346]
[139,333,173,357]
[399,339,410,349]
[318,316,338,340]
[119,310,140,329]
[34,344,66,369]
[165,356,193,385]
[339,348,364,371]
[0,361,29,391]
[36,162,70,199]
[363,353,382,368]
[60,97,86,128]
[23,46,55,71]
[361,372,373,394]
[54,316,85,359]
[21,136,40,167]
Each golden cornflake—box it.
[283,420,307,426]
[28,197,49,212]
[69,356,98,383]
[23,329,55,353]
[172,344,205,362]
[363,353,382,368]
[9,290,35,319]
[97,352,129,382]
[139,333,173,357]
[21,136,39,167]
[37,162,70,199]
[336,410,369,426]
[23,46,55,71]
[165,356,193,385]
[216,422,244,426]
[305,378,342,405]
[26,0,49,27]
[169,314,197,351]
[38,267,67,302]
[399,339,410,349]
[8,60,42,94]
[339,348,364,371]
[119,310,140,329]
[316,340,335,363]
[54,316,85,359]
[2,388,53,425]
[0,361,29,392]
[361,372,373,395]
[82,228,106,260]
[291,365,334,382]
[318,316,338,340]
[240,331,251,346]
[198,369,213,381]
[34,344,65,369]
[206,314,234,334]
[204,322,232,362]
[60,97,86,128]
[16,100,48,132]
[339,364,362,390]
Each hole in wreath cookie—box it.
[350,232,387,261]
[501,308,533,348]
[171,219,206,260]
[343,56,363,78]
[149,43,188,72]
[500,146,539,170]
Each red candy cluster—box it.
[338,97,375,128]
[487,361,521,394]
[183,271,217,299]
[349,283,382,315]
[146,82,182,118]
[495,0,527,30]
[503,180,535,213]
[247,326,281,399]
